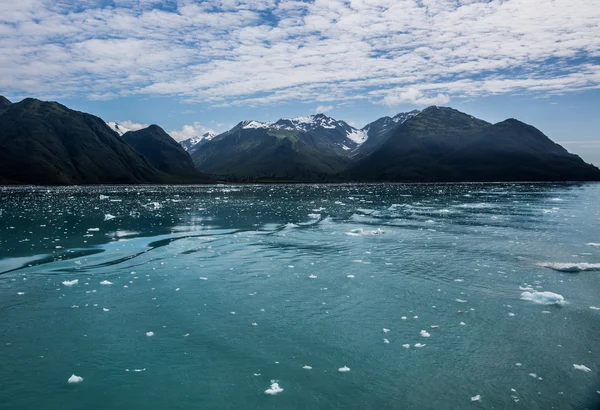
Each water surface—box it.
[1,183,599,409]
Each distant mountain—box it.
[122,125,209,181]
[358,110,420,155]
[0,97,210,185]
[190,114,362,181]
[179,132,215,153]
[344,106,600,182]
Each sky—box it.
[1,0,599,165]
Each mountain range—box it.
[1,95,598,184]
[0,96,209,185]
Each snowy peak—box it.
[179,132,215,152]
[392,110,420,123]
[238,114,367,145]
[106,122,131,136]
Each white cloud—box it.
[315,104,333,114]
[0,0,598,106]
[117,120,148,131]
[382,87,450,106]
[169,122,214,141]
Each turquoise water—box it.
[1,183,599,409]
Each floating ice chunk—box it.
[430,325,439,329]
[252,323,257,326]
[537,262,600,272]
[586,243,600,247]
[401,316,407,320]
[87,228,100,232]
[529,373,537,378]
[199,277,208,280]
[413,316,418,319]
[17,292,24,295]
[62,279,79,286]
[383,328,390,333]
[68,374,83,384]
[104,214,116,221]
[455,299,467,303]
[454,279,464,282]
[414,343,426,348]
[515,363,522,366]
[100,280,113,285]
[303,365,312,370]
[383,338,389,344]
[573,364,591,372]
[508,313,515,317]
[347,274,355,278]
[231,312,235,315]
[265,382,283,395]
[420,330,430,337]
[460,322,466,326]
[345,228,385,236]
[103,308,110,312]
[590,306,600,310]
[146,332,154,337]
[338,366,351,372]
[520,291,565,305]
[143,202,161,211]
[402,344,410,348]
[175,288,180,291]
[471,395,481,402]
[309,274,317,279]
[133,368,146,372]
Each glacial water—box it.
[0,183,599,410]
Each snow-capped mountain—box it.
[179,132,215,152]
[358,110,421,155]
[106,122,132,136]
[237,113,367,148]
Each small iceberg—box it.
[67,374,83,384]
[146,331,154,337]
[520,291,565,305]
[265,382,283,395]
[573,364,591,372]
[537,262,600,272]
[302,365,312,370]
[338,366,350,372]
[104,214,116,221]
[62,279,79,286]
[100,280,113,285]
[471,395,481,402]
[420,330,430,337]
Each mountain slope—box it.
[0,96,11,115]
[179,132,215,153]
[191,115,360,181]
[122,125,209,181]
[0,97,193,185]
[358,110,420,156]
[344,106,600,181]
[191,123,352,181]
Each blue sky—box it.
[1,0,599,165]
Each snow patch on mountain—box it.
[179,132,215,152]
[346,129,368,144]
[106,122,131,136]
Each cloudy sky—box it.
[1,0,599,164]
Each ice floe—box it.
[309,274,317,279]
[471,395,481,402]
[420,330,431,337]
[68,374,83,384]
[573,364,591,372]
[414,343,426,348]
[590,306,600,310]
[402,344,410,348]
[146,331,154,337]
[383,338,389,344]
[303,365,312,370]
[345,228,385,236]
[338,366,351,372]
[104,214,116,221]
[265,382,283,395]
[383,328,390,333]
[586,243,600,247]
[520,291,565,305]
[100,280,113,285]
[62,279,79,286]
[537,262,600,272]
[455,299,467,303]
